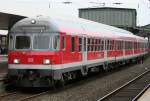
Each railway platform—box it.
[134,84,150,101]
[0,55,7,63]
[0,55,8,79]
[0,55,7,93]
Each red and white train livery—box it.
[8,17,148,87]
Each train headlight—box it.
[31,19,36,24]
[43,59,50,65]
[13,59,20,64]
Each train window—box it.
[126,41,128,49]
[15,36,30,49]
[79,37,82,44]
[107,40,109,50]
[112,40,114,50]
[91,45,93,51]
[93,39,95,51]
[119,41,121,50]
[53,35,60,50]
[116,41,118,50]
[130,42,132,49]
[119,41,120,50]
[110,40,112,50]
[95,39,99,51]
[101,40,104,51]
[97,39,100,51]
[9,35,13,50]
[135,42,137,49]
[62,36,65,49]
[117,41,119,50]
[121,41,123,49]
[95,44,97,51]
[84,37,86,51]
[71,37,75,52]
[78,37,82,52]
[91,38,94,51]
[88,38,90,44]
[125,41,126,49]
[90,38,92,51]
[33,35,50,50]
[92,38,94,44]
[87,38,90,51]
[104,40,107,50]
[95,39,98,44]
[121,41,123,50]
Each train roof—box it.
[10,16,147,42]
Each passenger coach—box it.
[8,17,148,87]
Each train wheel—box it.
[103,63,109,71]
[54,76,65,88]
[49,78,56,89]
[81,66,88,76]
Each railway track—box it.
[132,84,150,101]
[97,69,150,101]
[0,92,17,98]
[0,89,51,101]
[0,62,149,101]
[18,90,50,101]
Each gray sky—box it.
[0,0,150,32]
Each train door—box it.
[82,36,87,66]
[123,40,125,59]
[104,38,107,62]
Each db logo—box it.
[28,58,34,63]
[98,54,101,58]
[22,52,26,54]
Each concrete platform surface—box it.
[138,86,150,101]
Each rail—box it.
[0,92,17,97]
[0,90,51,101]
[97,69,150,101]
[19,91,50,101]
[132,84,150,101]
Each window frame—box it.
[78,37,82,52]
[14,34,32,50]
[71,36,75,52]
[33,34,51,50]
[61,35,66,50]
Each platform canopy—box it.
[141,24,150,31]
[0,12,26,30]
[136,24,150,37]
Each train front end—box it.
[8,18,62,87]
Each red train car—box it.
[8,17,148,87]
